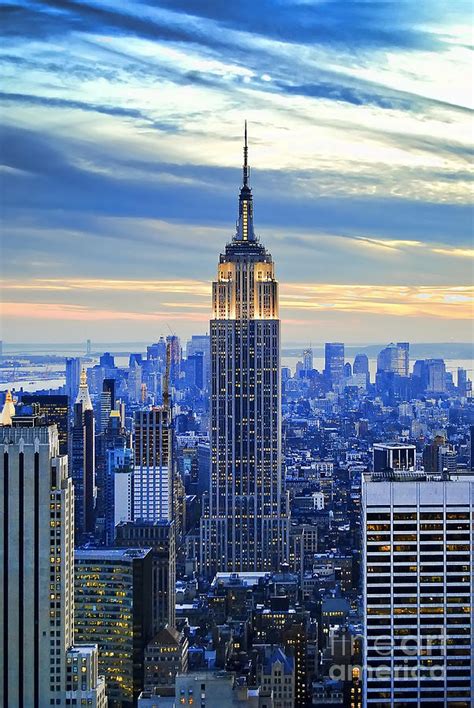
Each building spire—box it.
[243,119,249,187]
[76,367,93,411]
[235,121,255,242]
[1,391,15,426]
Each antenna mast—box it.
[163,341,171,410]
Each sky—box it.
[1,0,473,345]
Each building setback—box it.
[201,124,289,575]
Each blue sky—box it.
[1,0,473,343]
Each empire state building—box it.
[201,125,289,575]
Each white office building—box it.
[362,469,473,707]
[133,408,171,522]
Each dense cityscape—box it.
[1,130,473,707]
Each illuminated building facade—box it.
[21,393,69,454]
[0,418,105,707]
[144,626,188,695]
[0,422,73,705]
[74,548,153,707]
[362,472,474,707]
[201,124,289,575]
[133,408,171,522]
[115,520,176,633]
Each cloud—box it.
[2,301,208,323]
[431,248,474,258]
[2,279,471,322]
[1,0,472,343]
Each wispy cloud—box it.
[1,0,472,341]
[2,280,471,322]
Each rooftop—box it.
[75,547,152,561]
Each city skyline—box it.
[2,1,473,343]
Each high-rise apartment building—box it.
[133,408,172,522]
[362,467,473,707]
[200,125,289,575]
[324,343,345,387]
[0,416,106,707]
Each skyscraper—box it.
[75,548,153,706]
[353,353,370,386]
[201,124,289,575]
[362,467,474,707]
[324,343,345,387]
[115,520,176,633]
[133,408,172,522]
[0,415,106,707]
[65,356,81,404]
[303,347,313,373]
[376,342,409,377]
[70,368,96,538]
[186,334,210,389]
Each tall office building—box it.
[0,416,106,707]
[457,367,467,396]
[324,343,345,387]
[75,548,153,707]
[115,520,176,633]
[425,359,447,393]
[353,353,370,385]
[377,343,409,377]
[94,408,131,544]
[187,334,211,389]
[71,368,96,538]
[98,377,115,433]
[133,408,172,522]
[303,347,313,373]
[66,356,81,404]
[166,335,182,385]
[201,124,289,575]
[362,466,474,707]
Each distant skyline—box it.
[1,0,473,343]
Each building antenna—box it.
[243,120,249,187]
[163,341,171,411]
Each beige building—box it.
[0,415,106,707]
[144,626,188,695]
[260,649,295,708]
